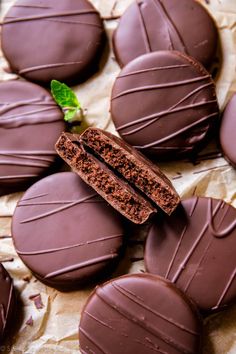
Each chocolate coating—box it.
[12,172,125,289]
[145,197,236,313]
[220,93,236,168]
[1,0,105,85]
[79,273,202,354]
[113,0,218,69]
[0,80,65,196]
[0,264,15,344]
[111,51,219,159]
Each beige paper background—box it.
[0,0,236,353]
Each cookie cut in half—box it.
[55,128,180,224]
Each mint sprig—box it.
[50,80,83,122]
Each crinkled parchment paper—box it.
[0,0,236,353]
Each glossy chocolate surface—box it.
[79,273,202,354]
[12,172,125,289]
[2,0,105,85]
[113,0,218,69]
[220,93,236,168]
[145,197,236,312]
[0,264,15,344]
[111,51,219,159]
[0,80,65,195]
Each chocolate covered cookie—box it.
[1,0,105,85]
[220,93,236,168]
[79,273,202,354]
[0,80,65,196]
[113,0,218,69]
[12,172,125,289]
[0,264,15,344]
[111,51,219,159]
[145,197,236,313]
[56,129,180,224]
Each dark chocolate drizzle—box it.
[146,197,236,311]
[19,193,99,223]
[136,1,152,52]
[135,0,188,54]
[116,82,214,135]
[4,9,99,24]
[112,282,198,335]
[45,253,118,279]
[170,198,223,283]
[80,327,108,354]
[215,267,236,308]
[16,234,123,255]
[19,61,82,75]
[112,75,211,101]
[208,199,236,238]
[135,112,218,149]
[117,64,190,78]
[150,0,187,53]
[96,285,195,354]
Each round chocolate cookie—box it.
[0,264,15,344]
[113,0,218,69]
[12,172,125,289]
[79,273,202,354]
[0,80,65,196]
[145,197,236,313]
[220,93,236,168]
[1,0,105,85]
[111,51,219,159]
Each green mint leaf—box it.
[50,80,80,111]
[64,109,78,122]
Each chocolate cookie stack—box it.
[0,0,236,353]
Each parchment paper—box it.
[0,0,236,353]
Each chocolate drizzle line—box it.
[45,18,103,27]
[171,199,222,283]
[135,0,187,54]
[16,234,123,255]
[85,311,114,330]
[44,253,118,279]
[14,4,51,9]
[80,327,108,354]
[0,174,38,180]
[0,159,49,168]
[118,84,215,136]
[214,267,236,309]
[0,97,55,114]
[112,282,198,335]
[19,61,83,75]
[96,286,194,354]
[19,193,99,223]
[112,75,211,100]
[117,64,190,78]
[0,153,53,163]
[0,107,58,125]
[136,112,218,149]
[136,1,152,52]
[151,0,188,53]
[208,199,236,238]
[3,9,99,24]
